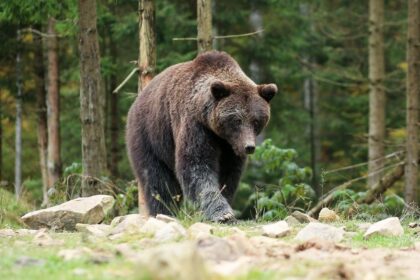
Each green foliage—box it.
[23,178,43,205]
[112,181,138,217]
[237,139,314,221]
[328,188,406,220]
[0,188,32,228]
[0,0,417,212]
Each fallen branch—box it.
[173,29,264,41]
[307,181,353,217]
[357,163,405,204]
[113,68,138,94]
[308,161,405,217]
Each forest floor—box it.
[1,219,419,280]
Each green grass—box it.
[0,188,33,229]
[1,195,419,280]
[0,233,137,280]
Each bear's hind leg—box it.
[137,155,182,217]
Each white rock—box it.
[137,242,208,280]
[408,222,418,228]
[156,214,178,223]
[295,222,344,243]
[15,229,39,236]
[188,222,214,239]
[109,214,146,236]
[292,211,318,223]
[140,217,167,235]
[58,248,93,261]
[21,195,115,230]
[76,223,111,237]
[357,223,372,233]
[262,221,290,238]
[154,222,187,242]
[33,229,63,246]
[212,256,253,276]
[364,217,404,239]
[196,236,241,262]
[225,233,261,256]
[318,208,340,223]
[0,229,16,237]
[285,215,300,226]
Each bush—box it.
[0,188,32,228]
[235,139,314,221]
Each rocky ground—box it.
[1,195,419,280]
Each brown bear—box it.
[126,51,277,222]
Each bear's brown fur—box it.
[126,51,277,222]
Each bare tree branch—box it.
[173,29,264,41]
[113,68,138,94]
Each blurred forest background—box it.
[0,0,418,221]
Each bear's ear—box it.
[258,84,277,103]
[211,80,230,100]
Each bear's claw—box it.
[212,211,237,224]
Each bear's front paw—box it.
[212,211,237,224]
[205,205,237,224]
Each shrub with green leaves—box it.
[330,188,407,220]
[235,139,314,221]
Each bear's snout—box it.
[245,144,255,154]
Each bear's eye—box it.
[253,120,262,133]
[231,118,242,127]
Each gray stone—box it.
[262,221,290,238]
[15,229,39,236]
[188,222,214,239]
[32,229,64,246]
[154,222,187,242]
[140,217,167,235]
[0,228,16,237]
[196,236,241,262]
[357,222,372,233]
[58,248,93,261]
[408,222,418,228]
[21,195,115,230]
[364,217,404,239]
[76,223,111,237]
[292,211,318,223]
[285,215,300,226]
[137,242,208,280]
[109,214,146,236]
[15,256,45,267]
[295,222,344,243]
[156,214,178,223]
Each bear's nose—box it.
[245,145,255,154]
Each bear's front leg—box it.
[175,124,236,223]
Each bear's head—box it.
[208,80,277,157]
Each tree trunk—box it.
[197,0,212,53]
[304,75,321,194]
[405,0,420,205]
[368,0,386,188]
[300,3,321,195]
[46,18,61,194]
[78,0,108,196]
[137,0,157,215]
[109,36,119,178]
[138,0,156,93]
[34,34,49,204]
[0,83,2,182]
[15,30,22,199]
